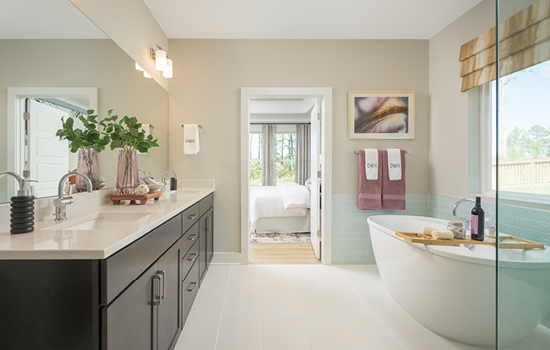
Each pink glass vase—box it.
[76,148,100,192]
[116,150,139,195]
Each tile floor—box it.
[174,264,550,350]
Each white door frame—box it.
[6,87,98,196]
[240,87,333,265]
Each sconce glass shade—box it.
[143,71,152,78]
[163,59,173,78]
[155,49,167,71]
[135,62,144,71]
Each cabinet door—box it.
[199,214,207,281]
[103,264,157,350]
[157,241,181,350]
[206,209,214,266]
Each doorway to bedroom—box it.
[241,88,333,265]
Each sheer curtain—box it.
[295,124,310,185]
[261,124,276,186]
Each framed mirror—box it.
[0,0,169,203]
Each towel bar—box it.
[181,124,203,129]
[353,150,409,155]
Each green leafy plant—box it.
[103,109,159,153]
[56,110,111,153]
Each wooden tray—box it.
[110,191,162,205]
[395,232,544,250]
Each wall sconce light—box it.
[135,62,144,71]
[151,45,173,78]
[143,71,152,78]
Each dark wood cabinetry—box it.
[0,193,214,350]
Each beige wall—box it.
[429,0,495,198]
[168,39,430,253]
[0,39,168,198]
[70,0,169,90]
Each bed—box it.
[249,182,310,233]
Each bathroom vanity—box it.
[0,188,214,350]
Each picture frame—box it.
[348,91,415,139]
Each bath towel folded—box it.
[364,149,379,180]
[382,150,406,210]
[387,148,402,180]
[431,230,454,240]
[184,124,200,154]
[358,150,382,210]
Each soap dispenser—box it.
[0,172,37,234]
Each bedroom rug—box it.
[250,232,311,244]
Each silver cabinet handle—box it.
[206,217,209,232]
[152,274,162,306]
[159,270,166,300]
[187,282,197,292]
[188,213,197,220]
[188,253,198,262]
[188,234,198,241]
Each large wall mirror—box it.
[0,0,168,203]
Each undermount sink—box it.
[45,212,151,231]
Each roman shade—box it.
[459,0,550,92]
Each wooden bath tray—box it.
[395,232,545,250]
[110,191,162,205]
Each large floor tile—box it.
[301,316,356,350]
[261,317,309,350]
[291,281,337,317]
[359,265,383,284]
[353,283,409,317]
[175,317,220,350]
[216,317,262,350]
[334,265,378,285]
[229,265,258,284]
[259,283,298,317]
[256,264,290,285]
[309,265,348,284]
[283,265,317,283]
[222,283,260,317]
[188,284,228,318]
[340,315,403,350]
[202,266,232,285]
[319,282,376,318]
[379,317,451,350]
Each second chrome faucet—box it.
[53,171,93,221]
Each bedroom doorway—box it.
[240,88,332,265]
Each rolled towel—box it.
[422,226,438,236]
[431,230,454,240]
[136,184,150,195]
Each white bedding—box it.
[249,182,310,232]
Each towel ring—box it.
[181,124,203,129]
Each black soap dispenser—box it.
[0,172,37,234]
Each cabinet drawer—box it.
[183,203,200,233]
[199,193,213,217]
[182,239,199,281]
[100,214,182,306]
[182,260,200,325]
[181,222,199,256]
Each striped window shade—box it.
[459,0,550,92]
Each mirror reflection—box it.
[0,0,168,203]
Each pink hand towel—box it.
[358,150,382,210]
[382,150,406,210]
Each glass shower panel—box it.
[497,0,550,349]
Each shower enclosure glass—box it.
[497,0,550,348]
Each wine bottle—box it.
[471,197,485,241]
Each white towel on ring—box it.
[387,148,402,180]
[364,149,379,180]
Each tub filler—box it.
[367,215,550,346]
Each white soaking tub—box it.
[367,215,550,346]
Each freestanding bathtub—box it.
[367,215,550,346]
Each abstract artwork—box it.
[348,91,415,139]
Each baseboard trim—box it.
[211,252,242,265]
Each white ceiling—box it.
[144,0,483,39]
[0,0,107,39]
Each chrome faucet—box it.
[53,171,92,221]
[161,170,177,192]
[452,197,490,230]
[0,171,36,196]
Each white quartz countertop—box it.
[0,188,214,260]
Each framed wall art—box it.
[348,91,415,139]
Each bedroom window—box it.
[250,133,262,187]
[275,133,297,183]
[481,60,550,202]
